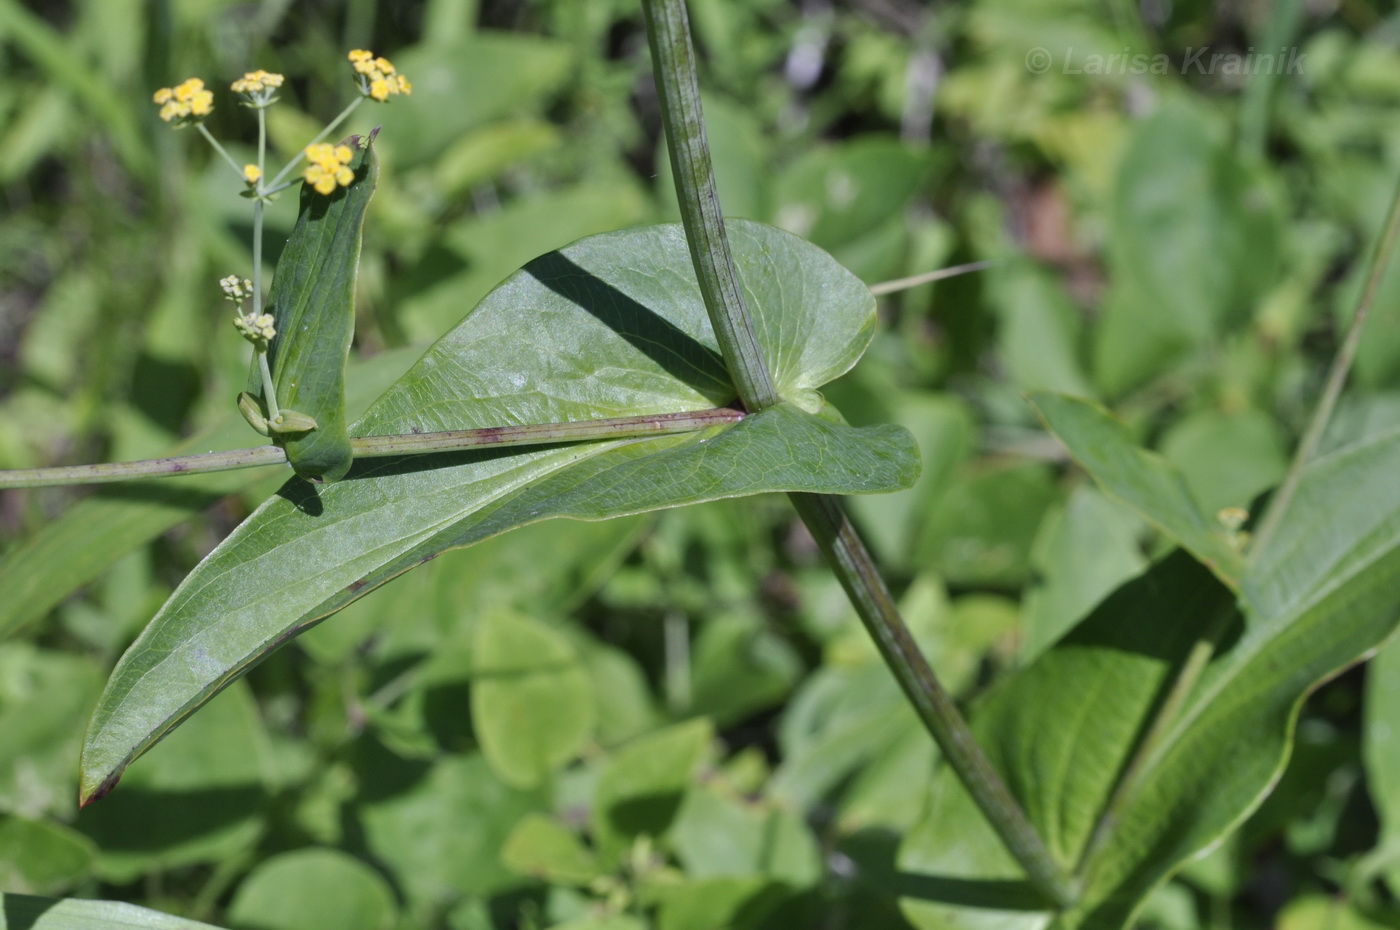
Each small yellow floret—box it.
[242,164,263,186]
[153,77,214,124]
[347,49,411,102]
[303,143,356,196]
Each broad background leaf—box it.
[900,428,1400,928]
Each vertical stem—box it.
[1251,171,1400,558]
[640,0,1076,906]
[641,0,779,412]
[790,494,1077,905]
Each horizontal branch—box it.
[0,408,745,490]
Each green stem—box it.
[641,0,1075,906]
[257,349,281,421]
[0,409,744,490]
[1251,171,1400,558]
[640,0,778,412]
[869,259,997,296]
[253,106,267,316]
[268,96,365,190]
[195,123,244,179]
[790,494,1077,906]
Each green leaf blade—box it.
[898,430,1400,928]
[1029,391,1244,585]
[81,220,916,802]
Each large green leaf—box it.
[1029,392,1244,586]
[80,220,916,803]
[899,428,1400,928]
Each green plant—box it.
[7,1,1400,929]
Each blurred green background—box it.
[3,0,1400,927]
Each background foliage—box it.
[2,0,1399,927]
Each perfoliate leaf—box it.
[80,220,917,803]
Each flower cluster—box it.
[221,275,275,347]
[303,143,355,195]
[234,312,277,345]
[348,49,412,102]
[230,70,284,95]
[242,164,263,186]
[219,275,254,303]
[152,78,214,124]
[231,69,284,108]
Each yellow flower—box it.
[152,77,214,124]
[347,49,411,102]
[242,163,263,186]
[303,143,355,196]
[234,312,277,344]
[230,70,285,94]
[219,275,254,302]
[231,69,285,109]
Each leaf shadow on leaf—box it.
[608,792,688,836]
[890,874,1049,910]
[276,477,325,516]
[525,251,732,400]
[899,553,1245,928]
[851,827,1052,910]
[3,895,56,930]
[342,443,563,483]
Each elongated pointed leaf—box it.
[1029,391,1244,586]
[81,220,917,803]
[253,133,378,481]
[899,429,1400,929]
[0,892,226,929]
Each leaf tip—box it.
[79,771,121,808]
